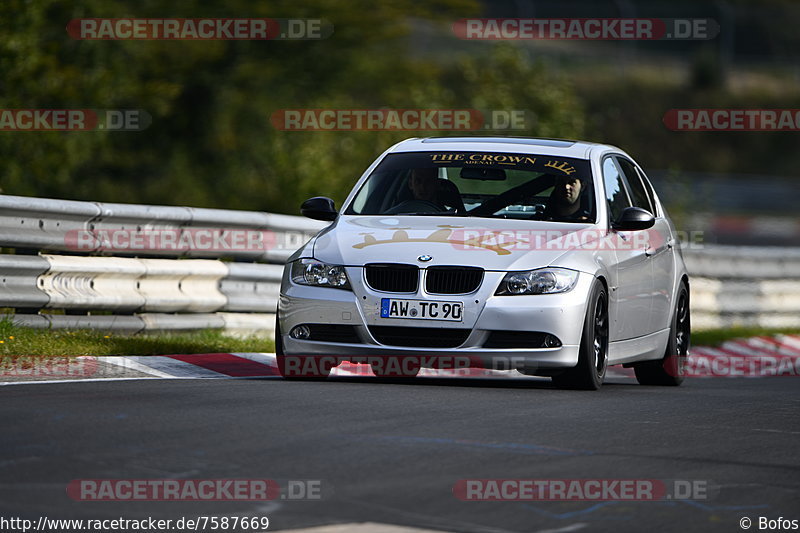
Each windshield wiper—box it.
[387,212,466,216]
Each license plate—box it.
[380,298,463,322]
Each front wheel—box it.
[551,280,608,390]
[634,282,690,386]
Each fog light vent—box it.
[544,334,562,348]
[290,325,311,340]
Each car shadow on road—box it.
[250,373,643,390]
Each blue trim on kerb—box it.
[421,137,576,148]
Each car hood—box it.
[311,215,596,271]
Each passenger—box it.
[545,175,591,221]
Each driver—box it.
[407,167,439,203]
[545,175,591,221]
[385,168,446,214]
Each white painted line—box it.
[124,356,227,378]
[776,334,800,351]
[229,352,277,365]
[280,523,449,533]
[690,346,729,357]
[98,356,176,378]
[750,337,800,356]
[720,341,773,356]
[536,524,589,533]
[752,428,800,435]
[0,377,165,387]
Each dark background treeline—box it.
[2,0,798,215]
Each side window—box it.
[602,157,631,222]
[634,165,660,217]
[616,157,653,214]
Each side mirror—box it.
[613,207,655,231]
[301,197,338,221]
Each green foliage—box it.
[578,78,800,178]
[0,0,589,214]
[6,1,795,215]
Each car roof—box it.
[386,137,619,159]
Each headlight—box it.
[495,268,578,295]
[291,258,351,290]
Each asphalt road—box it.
[1,374,798,533]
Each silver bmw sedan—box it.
[277,137,690,390]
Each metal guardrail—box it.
[0,195,101,251]
[9,312,277,336]
[1,194,799,334]
[221,262,283,313]
[0,255,50,310]
[683,247,800,330]
[0,194,324,262]
[0,194,325,336]
[682,246,800,279]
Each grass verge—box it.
[691,327,800,348]
[0,318,274,356]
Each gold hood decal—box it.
[353,225,520,256]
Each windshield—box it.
[344,151,595,222]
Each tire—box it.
[275,314,284,356]
[275,315,332,379]
[634,281,690,386]
[551,280,608,390]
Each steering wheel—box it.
[388,199,445,214]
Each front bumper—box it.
[278,267,593,371]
